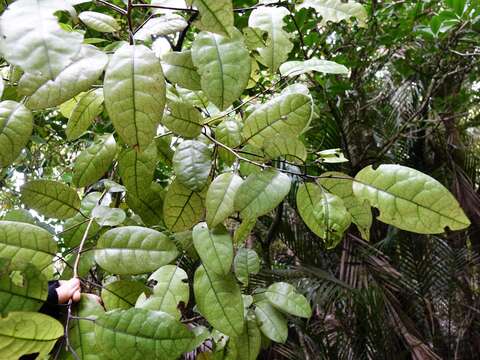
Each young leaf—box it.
[21,180,81,220]
[206,173,244,227]
[0,0,83,79]
[233,248,260,286]
[192,222,233,275]
[162,51,202,91]
[66,88,104,141]
[242,92,313,148]
[118,142,157,197]
[254,300,288,343]
[73,134,117,188]
[0,311,63,359]
[173,140,212,192]
[191,28,251,110]
[189,0,234,36]
[102,280,149,311]
[0,101,33,168]
[248,7,293,72]
[163,101,204,138]
[104,44,166,151]
[136,265,189,319]
[164,179,206,232]
[95,308,194,359]
[95,226,178,275]
[319,172,372,240]
[353,164,471,234]
[265,282,312,318]
[235,169,291,220]
[296,182,351,248]
[297,0,368,27]
[194,265,245,336]
[0,258,48,313]
[79,11,120,33]
[279,57,349,77]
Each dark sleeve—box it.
[38,280,62,319]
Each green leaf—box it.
[265,282,312,318]
[233,248,260,286]
[193,222,233,275]
[231,311,262,360]
[163,101,204,138]
[206,173,243,227]
[216,116,243,165]
[296,182,351,248]
[79,11,120,33]
[136,265,189,319]
[118,142,157,197]
[317,148,349,163]
[66,88,104,141]
[173,140,212,191]
[135,14,187,41]
[264,136,307,164]
[353,164,471,234]
[190,0,234,36]
[248,7,293,72]
[102,280,149,311]
[126,183,165,227]
[242,92,313,148]
[162,51,202,91]
[61,214,100,248]
[156,134,175,166]
[243,27,268,50]
[297,0,368,27]
[279,57,349,77]
[0,258,48,313]
[191,28,251,110]
[1,209,36,225]
[92,206,126,227]
[233,218,256,244]
[0,101,33,168]
[254,300,288,343]
[319,172,372,240]
[234,169,291,219]
[21,45,108,110]
[73,134,117,188]
[95,226,179,275]
[95,308,194,360]
[0,311,63,359]
[62,294,105,360]
[164,179,206,232]
[0,0,83,79]
[104,44,166,151]
[194,265,244,336]
[21,180,81,220]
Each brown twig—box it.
[94,0,127,15]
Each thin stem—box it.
[132,3,198,13]
[73,217,95,278]
[94,0,127,15]
[127,0,134,44]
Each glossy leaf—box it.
[66,88,104,141]
[173,140,211,191]
[104,44,166,150]
[279,57,349,77]
[95,226,179,275]
[353,164,471,234]
[296,182,351,248]
[206,173,243,227]
[319,172,372,240]
[248,7,293,72]
[92,206,126,227]
[0,101,33,168]
[102,280,149,311]
[79,11,120,33]
[73,134,117,188]
[136,265,189,319]
[254,300,288,343]
[0,311,63,359]
[193,222,233,275]
[163,101,204,138]
[191,28,251,110]
[216,116,243,165]
[95,308,194,360]
[242,92,313,148]
[265,282,312,318]
[118,142,157,197]
[235,169,291,219]
[21,180,81,220]
[0,0,83,79]
[190,0,234,36]
[194,265,244,336]
[298,0,368,27]
[0,258,48,313]
[163,51,202,91]
[233,248,260,286]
